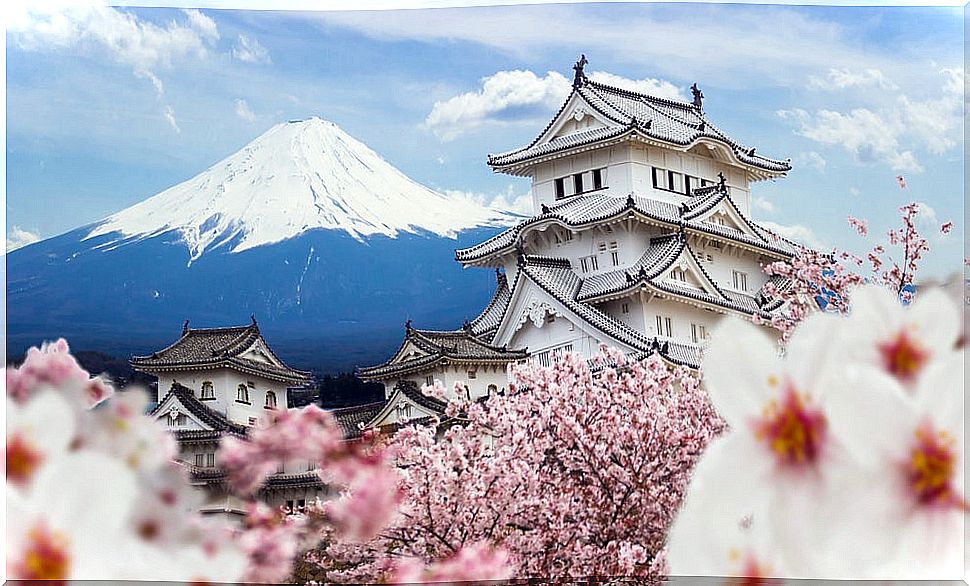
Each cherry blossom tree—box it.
[308,348,723,583]
[762,199,954,340]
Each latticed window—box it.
[206,453,215,467]
[236,384,249,403]
[265,391,277,409]
[200,381,214,399]
[195,453,204,467]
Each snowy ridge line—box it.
[86,117,517,261]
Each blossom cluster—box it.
[763,198,952,339]
[6,340,246,582]
[668,285,966,580]
[216,405,404,582]
[313,349,723,582]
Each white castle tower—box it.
[360,56,797,427]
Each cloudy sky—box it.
[5,2,965,276]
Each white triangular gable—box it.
[240,338,286,368]
[695,200,760,241]
[658,247,725,299]
[154,392,210,431]
[661,258,706,291]
[537,92,619,145]
[491,275,637,354]
[367,387,441,429]
[387,339,432,365]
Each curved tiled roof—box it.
[330,401,387,439]
[151,381,249,435]
[455,189,799,265]
[488,79,791,173]
[357,327,528,380]
[131,321,311,384]
[468,270,512,342]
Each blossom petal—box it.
[703,318,783,428]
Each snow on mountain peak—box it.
[86,117,515,260]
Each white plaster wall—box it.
[508,313,601,360]
[524,222,664,274]
[632,295,722,345]
[690,239,773,294]
[155,368,291,427]
[381,364,512,402]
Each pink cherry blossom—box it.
[847,216,868,236]
[313,348,722,583]
[390,542,512,584]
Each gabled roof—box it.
[455,188,799,266]
[357,326,528,381]
[330,401,387,439]
[572,233,782,318]
[510,255,699,369]
[467,270,513,343]
[131,319,312,384]
[488,78,791,174]
[151,381,248,436]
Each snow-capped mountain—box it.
[7,119,513,372]
[87,117,511,261]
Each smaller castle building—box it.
[132,319,325,521]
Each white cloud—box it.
[778,67,963,173]
[445,186,533,217]
[795,151,826,172]
[751,195,775,214]
[913,201,938,226]
[312,5,893,89]
[425,69,682,141]
[808,68,897,91]
[9,5,219,96]
[6,226,41,252]
[163,105,181,133]
[234,98,256,122]
[232,34,271,64]
[759,220,824,249]
[585,72,683,101]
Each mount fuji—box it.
[7,118,518,372]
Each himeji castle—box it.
[132,319,327,521]
[360,56,798,422]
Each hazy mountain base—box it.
[7,225,503,374]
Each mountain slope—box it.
[87,117,511,261]
[8,118,513,372]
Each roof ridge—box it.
[584,78,695,110]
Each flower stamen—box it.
[878,329,929,383]
[753,385,826,467]
[15,522,71,581]
[7,432,43,486]
[907,423,966,510]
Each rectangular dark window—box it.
[195,453,204,467]
[206,453,215,467]
[592,168,603,190]
[652,167,661,189]
[573,173,584,194]
[611,251,620,266]
[554,177,565,199]
[685,176,694,195]
[668,170,676,191]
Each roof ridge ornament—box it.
[626,193,636,208]
[572,54,588,89]
[717,172,727,192]
[182,320,190,335]
[405,319,413,332]
[690,83,704,111]
[541,203,551,214]
[250,314,258,327]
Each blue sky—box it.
[5,2,965,277]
